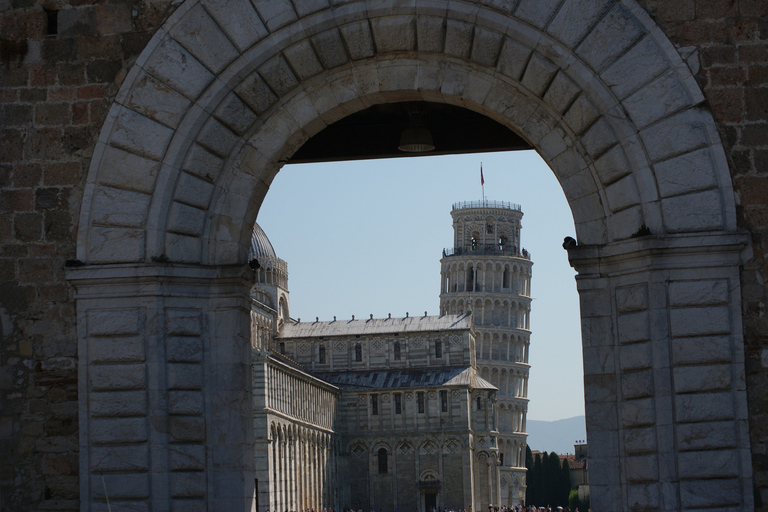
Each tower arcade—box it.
[440,201,533,505]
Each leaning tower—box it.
[439,200,532,507]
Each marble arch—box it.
[69,0,753,510]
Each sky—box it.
[256,150,585,422]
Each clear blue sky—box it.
[257,150,585,422]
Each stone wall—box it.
[631,1,768,507]
[0,0,767,510]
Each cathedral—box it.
[249,201,533,512]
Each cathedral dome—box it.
[249,222,277,261]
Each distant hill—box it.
[525,415,587,455]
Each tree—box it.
[560,457,572,506]
[524,446,533,505]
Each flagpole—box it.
[481,163,485,206]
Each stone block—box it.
[170,471,206,498]
[621,397,655,428]
[88,226,145,263]
[90,390,147,417]
[520,52,557,98]
[58,7,98,38]
[236,73,278,114]
[680,478,741,508]
[678,449,739,479]
[92,472,149,500]
[444,19,473,59]
[90,417,148,444]
[583,346,616,375]
[201,0,268,52]
[89,364,147,391]
[87,308,142,337]
[110,108,174,162]
[167,202,206,237]
[171,499,206,512]
[625,454,659,483]
[677,421,737,451]
[626,482,660,509]
[196,117,239,159]
[669,306,729,337]
[416,16,445,54]
[547,0,612,48]
[619,342,652,371]
[618,311,650,344]
[672,336,732,365]
[293,0,329,17]
[576,4,646,73]
[623,70,691,130]
[542,71,580,114]
[182,145,224,184]
[584,401,617,430]
[89,336,145,363]
[640,110,708,163]
[600,35,667,99]
[563,94,601,136]
[168,391,204,415]
[623,426,657,455]
[605,174,641,213]
[675,392,734,423]
[170,4,239,75]
[670,279,728,307]
[254,0,297,32]
[165,233,203,264]
[513,0,561,28]
[312,29,349,69]
[584,373,617,402]
[622,370,654,399]
[167,309,202,336]
[91,186,151,228]
[579,117,616,158]
[213,93,257,137]
[167,363,203,390]
[578,289,611,318]
[284,41,324,81]
[471,27,503,67]
[258,55,299,97]
[125,72,192,130]
[662,189,725,233]
[616,284,649,313]
[97,145,160,194]
[371,16,416,53]
[169,416,206,442]
[145,37,215,100]
[169,444,206,471]
[167,337,204,363]
[653,147,718,198]
[674,364,732,394]
[340,21,375,61]
[90,445,149,472]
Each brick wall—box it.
[0,0,767,510]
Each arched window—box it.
[499,235,507,250]
[435,340,442,358]
[440,390,448,412]
[477,395,483,410]
[279,342,285,355]
[467,266,474,291]
[355,343,362,362]
[318,344,325,364]
[371,394,378,415]
[394,341,401,361]
[378,448,388,474]
[502,268,510,289]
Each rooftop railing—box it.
[442,246,531,259]
[452,200,522,211]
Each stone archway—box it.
[68,0,753,510]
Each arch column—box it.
[568,232,752,511]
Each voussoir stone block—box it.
[601,35,668,100]
[547,0,613,48]
[259,55,300,98]
[236,73,279,114]
[125,71,192,129]
[91,186,151,228]
[623,70,691,130]
[371,16,416,53]
[89,226,145,263]
[196,117,240,158]
[521,52,558,98]
[575,4,646,73]
[110,108,174,161]
[214,93,258,137]
[445,19,474,59]
[513,0,561,28]
[312,29,349,69]
[471,27,504,67]
[340,21,375,60]
[653,147,718,199]
[183,144,224,183]
[542,71,580,114]
[98,145,161,194]
[416,16,445,54]
[640,109,708,163]
[175,170,216,209]
[144,36,215,100]
[201,0,268,52]
[167,202,206,236]
[496,37,531,81]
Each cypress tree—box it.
[561,457,572,506]
[532,452,544,506]
[524,446,534,505]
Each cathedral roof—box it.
[249,222,277,261]
[310,366,496,391]
[278,313,472,338]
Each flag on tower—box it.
[480,164,485,185]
